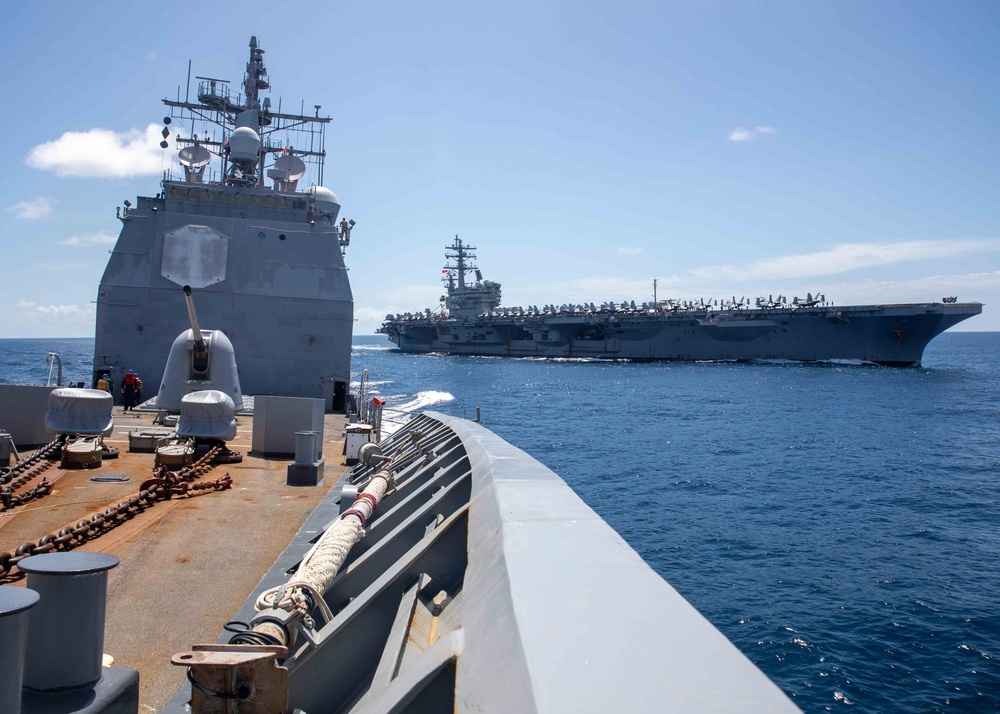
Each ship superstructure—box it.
[93,37,353,410]
[380,240,982,366]
[440,237,502,320]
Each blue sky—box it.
[1,0,997,337]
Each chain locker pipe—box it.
[0,585,40,713]
[18,552,119,692]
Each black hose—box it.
[224,619,283,647]
[186,668,250,699]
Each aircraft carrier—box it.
[380,237,982,366]
[93,37,354,410]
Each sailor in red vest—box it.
[122,369,137,412]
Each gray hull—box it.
[94,186,353,408]
[382,302,982,366]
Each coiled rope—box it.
[254,469,393,620]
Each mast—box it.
[441,236,501,319]
[444,235,478,291]
[244,36,269,106]
[160,36,331,190]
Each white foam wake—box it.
[393,390,455,413]
[378,390,456,436]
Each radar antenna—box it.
[162,37,331,189]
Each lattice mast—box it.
[161,36,331,189]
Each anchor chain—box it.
[0,436,65,513]
[0,443,234,577]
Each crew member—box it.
[122,369,137,412]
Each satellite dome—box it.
[228,127,260,160]
[307,186,341,221]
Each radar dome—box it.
[307,186,341,219]
[229,127,260,160]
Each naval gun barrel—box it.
[182,285,207,353]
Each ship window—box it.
[279,234,287,241]
[258,231,266,239]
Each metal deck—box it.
[0,408,347,710]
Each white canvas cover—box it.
[45,388,113,436]
[176,390,237,441]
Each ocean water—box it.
[0,338,96,387]
[3,333,998,712]
[353,332,1000,713]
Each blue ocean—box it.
[3,333,998,712]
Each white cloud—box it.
[31,262,89,271]
[15,300,96,324]
[59,232,117,248]
[27,123,172,178]
[728,125,778,142]
[825,271,1000,305]
[354,306,394,334]
[7,197,53,219]
[781,272,997,328]
[499,276,676,307]
[691,239,1000,282]
[145,52,157,61]
[617,246,644,256]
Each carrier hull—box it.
[382,302,982,366]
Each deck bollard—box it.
[295,430,319,465]
[18,552,119,692]
[0,586,40,712]
[288,431,324,486]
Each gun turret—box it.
[159,288,243,411]
[183,285,207,354]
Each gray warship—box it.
[93,37,354,410]
[380,237,982,365]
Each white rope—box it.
[255,471,393,618]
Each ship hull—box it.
[94,186,353,409]
[381,303,982,366]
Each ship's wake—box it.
[379,390,456,435]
